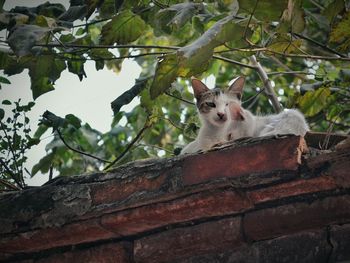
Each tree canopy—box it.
[0,0,349,191]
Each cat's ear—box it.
[191,78,209,100]
[228,76,245,100]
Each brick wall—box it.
[0,133,349,262]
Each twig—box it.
[0,122,23,188]
[269,56,307,80]
[215,47,350,61]
[0,178,20,191]
[243,0,259,44]
[242,87,265,105]
[56,129,112,164]
[137,143,173,154]
[293,33,346,58]
[165,91,195,105]
[0,157,23,189]
[267,71,312,75]
[33,43,180,50]
[213,55,257,69]
[103,122,151,170]
[250,55,282,113]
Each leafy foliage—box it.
[0,0,349,190]
[0,100,40,190]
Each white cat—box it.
[181,77,243,154]
[227,76,309,140]
[181,76,309,154]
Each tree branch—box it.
[56,129,112,164]
[213,55,257,69]
[293,33,346,58]
[0,157,23,189]
[165,91,195,105]
[0,178,20,191]
[250,55,282,113]
[34,42,179,51]
[103,122,151,170]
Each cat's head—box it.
[191,76,245,126]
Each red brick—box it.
[0,219,116,253]
[36,242,132,263]
[329,159,350,188]
[134,217,242,263]
[330,224,350,262]
[90,173,167,205]
[248,176,337,204]
[244,195,350,241]
[101,190,252,236]
[183,136,304,185]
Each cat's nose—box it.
[217,112,225,119]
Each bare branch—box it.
[104,122,151,170]
[165,91,195,105]
[56,129,112,164]
[213,55,257,69]
[0,178,20,191]
[250,55,282,113]
[293,33,346,58]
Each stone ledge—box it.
[0,133,349,262]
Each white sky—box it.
[1,0,142,186]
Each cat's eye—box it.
[206,102,216,108]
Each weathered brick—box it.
[0,219,116,253]
[134,217,242,263]
[35,242,132,263]
[329,159,350,188]
[90,173,168,205]
[244,195,350,241]
[183,136,304,185]
[330,224,350,262]
[168,229,330,263]
[254,229,330,263]
[101,190,252,236]
[248,176,337,204]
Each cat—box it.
[181,76,309,154]
[226,76,309,140]
[181,77,244,154]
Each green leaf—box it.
[68,59,87,81]
[27,138,40,147]
[65,114,82,129]
[0,76,10,84]
[59,5,87,22]
[155,3,204,33]
[238,0,288,21]
[8,25,52,57]
[323,0,345,24]
[330,11,350,52]
[41,110,66,130]
[2,100,11,105]
[28,55,66,99]
[0,12,29,30]
[150,15,246,99]
[32,152,55,176]
[278,0,305,33]
[34,124,49,138]
[298,87,332,117]
[111,76,150,114]
[267,38,303,54]
[0,108,4,121]
[101,10,146,44]
[150,53,178,99]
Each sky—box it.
[1,0,142,186]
